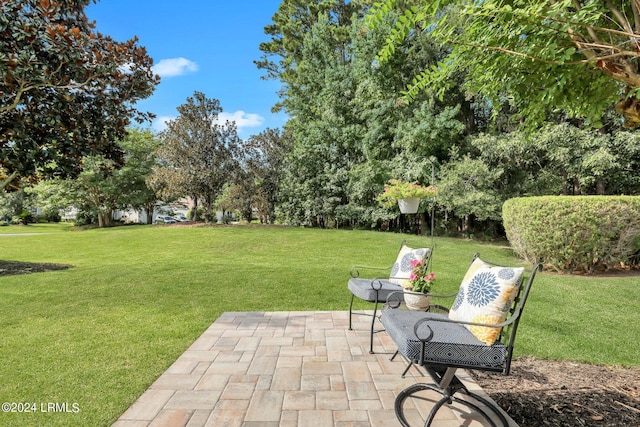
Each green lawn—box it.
[0,223,638,426]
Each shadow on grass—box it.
[0,260,74,276]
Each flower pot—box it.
[398,198,420,214]
[403,289,431,310]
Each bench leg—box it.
[348,293,355,330]
[394,379,510,427]
[369,299,379,354]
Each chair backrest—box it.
[458,253,542,375]
[388,242,433,285]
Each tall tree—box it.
[257,0,371,111]
[259,1,472,228]
[150,92,241,222]
[368,0,640,128]
[1,0,158,190]
[241,128,291,224]
[116,129,161,224]
[275,12,363,227]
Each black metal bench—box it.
[381,254,542,426]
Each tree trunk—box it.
[97,210,112,227]
[573,176,581,195]
[144,204,154,224]
[191,195,199,221]
[596,178,606,195]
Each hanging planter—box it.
[377,179,438,213]
[397,198,420,214]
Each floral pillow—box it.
[389,245,430,285]
[448,258,524,345]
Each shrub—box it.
[187,207,206,221]
[503,196,640,273]
[12,209,34,224]
[44,210,61,223]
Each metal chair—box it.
[381,254,542,426]
[348,242,432,354]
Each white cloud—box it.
[151,111,265,135]
[152,57,198,78]
[152,116,175,132]
[216,111,264,130]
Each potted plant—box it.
[401,259,436,310]
[377,179,437,214]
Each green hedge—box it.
[503,196,640,273]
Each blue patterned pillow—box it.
[449,258,524,345]
[389,245,429,285]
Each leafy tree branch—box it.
[368,0,640,128]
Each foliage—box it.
[29,129,161,227]
[0,0,158,189]
[237,128,291,224]
[150,92,241,222]
[187,206,205,222]
[69,156,121,227]
[256,0,369,107]
[435,123,640,234]
[13,208,34,224]
[401,258,435,293]
[503,196,640,273]
[261,2,469,229]
[436,151,504,223]
[119,129,162,224]
[214,182,249,220]
[368,0,640,127]
[531,124,640,195]
[0,188,29,221]
[257,1,640,236]
[377,179,437,208]
[273,11,361,227]
[26,178,74,222]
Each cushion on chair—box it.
[381,309,507,369]
[348,278,403,303]
[389,245,430,285]
[448,258,524,345]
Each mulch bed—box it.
[471,356,640,426]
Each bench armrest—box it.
[384,290,458,311]
[412,310,523,343]
[349,264,392,278]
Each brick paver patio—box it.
[113,311,517,426]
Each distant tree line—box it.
[3,0,640,236]
[253,0,640,236]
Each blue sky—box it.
[86,0,287,139]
